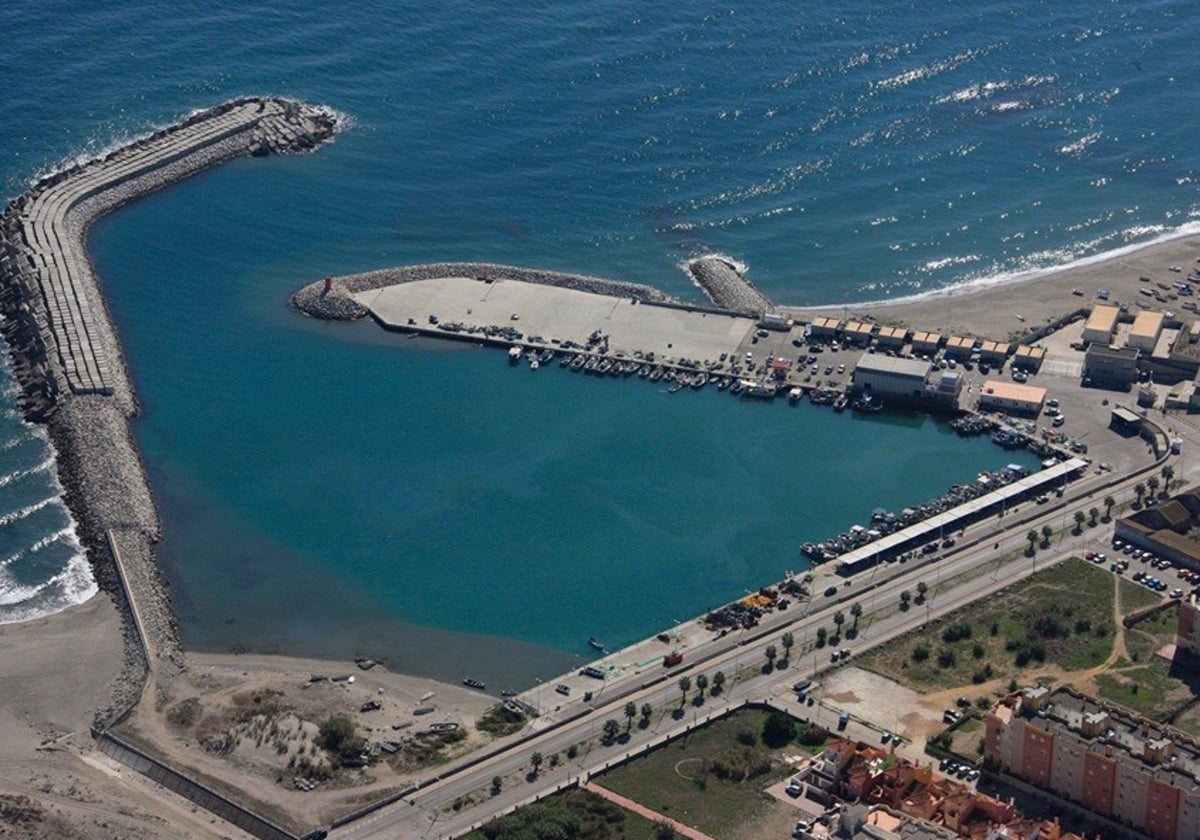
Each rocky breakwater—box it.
[685,255,773,316]
[292,261,677,320]
[0,97,339,726]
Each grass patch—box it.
[1119,578,1164,614]
[1125,603,1180,664]
[856,559,1117,692]
[1093,657,1197,721]
[464,788,661,840]
[594,708,813,839]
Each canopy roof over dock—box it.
[834,458,1088,575]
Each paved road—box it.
[332,451,1174,839]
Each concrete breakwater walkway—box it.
[292,261,678,321]
[0,97,339,725]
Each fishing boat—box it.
[588,636,606,652]
[668,381,684,393]
[832,393,849,412]
[571,354,587,371]
[462,677,486,690]
[788,387,803,404]
[851,394,883,413]
[508,346,523,364]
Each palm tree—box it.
[781,631,795,661]
[1135,482,1146,506]
[624,701,637,731]
[1041,524,1053,545]
[899,590,911,610]
[850,602,863,630]
[1103,495,1115,521]
[695,674,709,700]
[833,610,845,635]
[678,676,691,705]
[1088,506,1099,527]
[641,702,653,723]
[712,671,726,695]
[1162,464,1175,489]
[1073,510,1086,533]
[530,751,544,775]
[1148,476,1160,498]
[602,720,619,743]
[916,582,928,604]
[764,644,778,670]
[1027,530,1039,553]
[816,626,829,645]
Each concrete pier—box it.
[0,97,339,725]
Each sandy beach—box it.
[2,231,1200,836]
[792,234,1200,344]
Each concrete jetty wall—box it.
[292,261,678,321]
[0,97,339,726]
[685,255,773,316]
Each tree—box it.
[816,626,828,646]
[1163,464,1175,488]
[1041,524,1053,545]
[491,775,503,795]
[624,701,637,731]
[602,719,620,743]
[762,710,795,748]
[1088,506,1099,527]
[712,671,726,695]
[833,610,845,635]
[641,702,653,723]
[781,631,794,660]
[1148,476,1160,498]
[1103,495,1115,521]
[916,582,928,604]
[1073,510,1086,533]
[764,644,778,670]
[695,673,709,700]
[1135,482,1146,505]
[899,590,911,611]
[1027,530,1039,553]
[678,676,691,704]
[530,751,544,775]
[850,602,863,630]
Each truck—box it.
[663,652,683,667]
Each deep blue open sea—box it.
[1,1,1197,685]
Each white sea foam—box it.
[873,47,989,91]
[0,496,57,528]
[0,455,55,489]
[1060,132,1102,156]
[0,553,97,623]
[796,220,1200,310]
[27,525,76,554]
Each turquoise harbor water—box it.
[1,2,1198,684]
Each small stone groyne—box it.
[0,97,339,726]
[291,261,677,321]
[685,255,773,316]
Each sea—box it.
[1,1,1197,687]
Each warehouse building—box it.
[1082,304,1121,346]
[1084,345,1139,390]
[978,380,1046,415]
[1130,309,1166,353]
[852,355,931,399]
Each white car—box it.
[1052,415,1065,427]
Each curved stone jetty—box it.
[0,97,338,724]
[292,261,676,321]
[685,255,773,316]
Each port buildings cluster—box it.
[0,97,339,723]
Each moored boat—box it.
[462,677,486,690]
[588,636,606,652]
